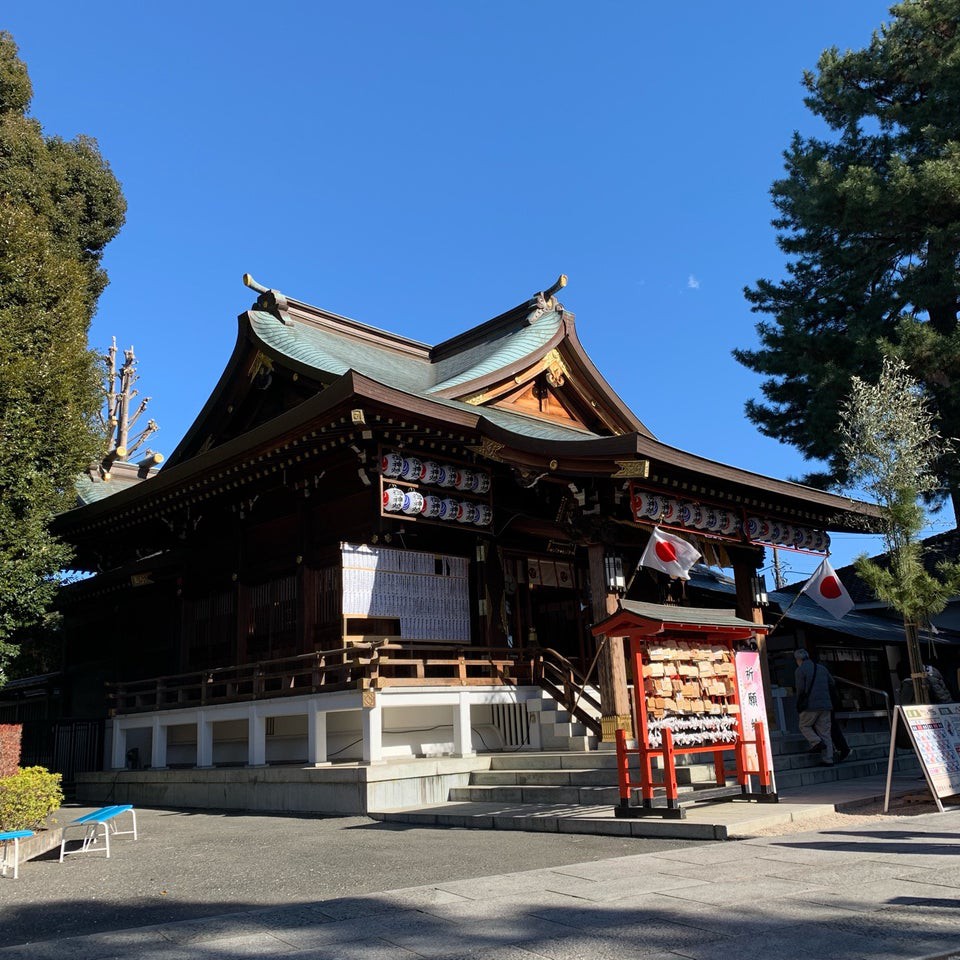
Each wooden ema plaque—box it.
[614,632,776,818]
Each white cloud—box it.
[687,274,700,290]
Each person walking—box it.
[794,648,835,765]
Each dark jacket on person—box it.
[900,664,953,705]
[795,659,834,712]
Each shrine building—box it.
[45,274,879,812]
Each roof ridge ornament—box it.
[242,273,291,325]
[527,274,567,324]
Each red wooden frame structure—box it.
[593,601,777,819]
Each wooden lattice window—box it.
[245,574,299,662]
[182,589,236,669]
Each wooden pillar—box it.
[729,545,773,723]
[588,544,631,741]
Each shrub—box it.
[0,766,63,830]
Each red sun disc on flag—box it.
[655,541,678,564]
[819,577,842,599]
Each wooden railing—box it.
[531,648,604,738]
[108,642,604,736]
[108,641,535,714]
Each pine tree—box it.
[0,33,125,682]
[735,0,960,515]
[840,358,960,702]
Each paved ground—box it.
[0,806,702,946]
[2,801,960,959]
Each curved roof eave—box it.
[476,417,880,528]
[429,311,651,438]
[163,313,261,469]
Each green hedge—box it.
[0,766,63,831]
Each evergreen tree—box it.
[841,358,960,702]
[735,0,960,515]
[0,33,125,683]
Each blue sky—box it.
[8,1,939,583]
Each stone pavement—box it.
[2,801,960,959]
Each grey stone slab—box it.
[295,895,410,921]
[646,845,768,866]
[796,878,960,913]
[152,932,297,957]
[514,935,687,960]
[434,869,588,901]
[0,928,171,960]
[760,860,908,886]
[821,902,960,947]
[281,937,423,960]
[674,920,932,960]
[655,876,824,907]
[860,851,960,869]
[417,946,545,960]
[365,911,491,959]
[423,892,594,925]
[528,894,731,938]
[548,853,662,882]
[896,866,960,890]
[646,857,806,882]
[374,909,576,958]
[378,886,475,911]
[156,913,277,945]
[548,872,712,903]
[271,914,400,951]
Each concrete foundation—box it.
[76,755,494,815]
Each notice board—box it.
[885,702,960,812]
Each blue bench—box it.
[59,805,138,861]
[1,830,34,879]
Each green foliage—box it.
[0,765,63,831]
[0,32,125,683]
[841,358,960,698]
[735,0,960,510]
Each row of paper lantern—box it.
[380,452,491,494]
[382,487,493,526]
[744,516,830,552]
[632,491,830,551]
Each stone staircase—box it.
[369,723,925,839]
[450,723,920,808]
[528,694,600,753]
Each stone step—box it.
[472,768,617,787]
[774,754,920,790]
[449,783,623,805]
[490,751,618,771]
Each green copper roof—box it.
[249,307,564,397]
[427,310,564,393]
[249,310,432,393]
[74,471,145,506]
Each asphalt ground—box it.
[0,806,706,947]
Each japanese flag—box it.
[801,558,854,619]
[640,527,701,580]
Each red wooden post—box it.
[713,750,726,787]
[615,727,631,803]
[661,726,679,803]
[754,719,772,788]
